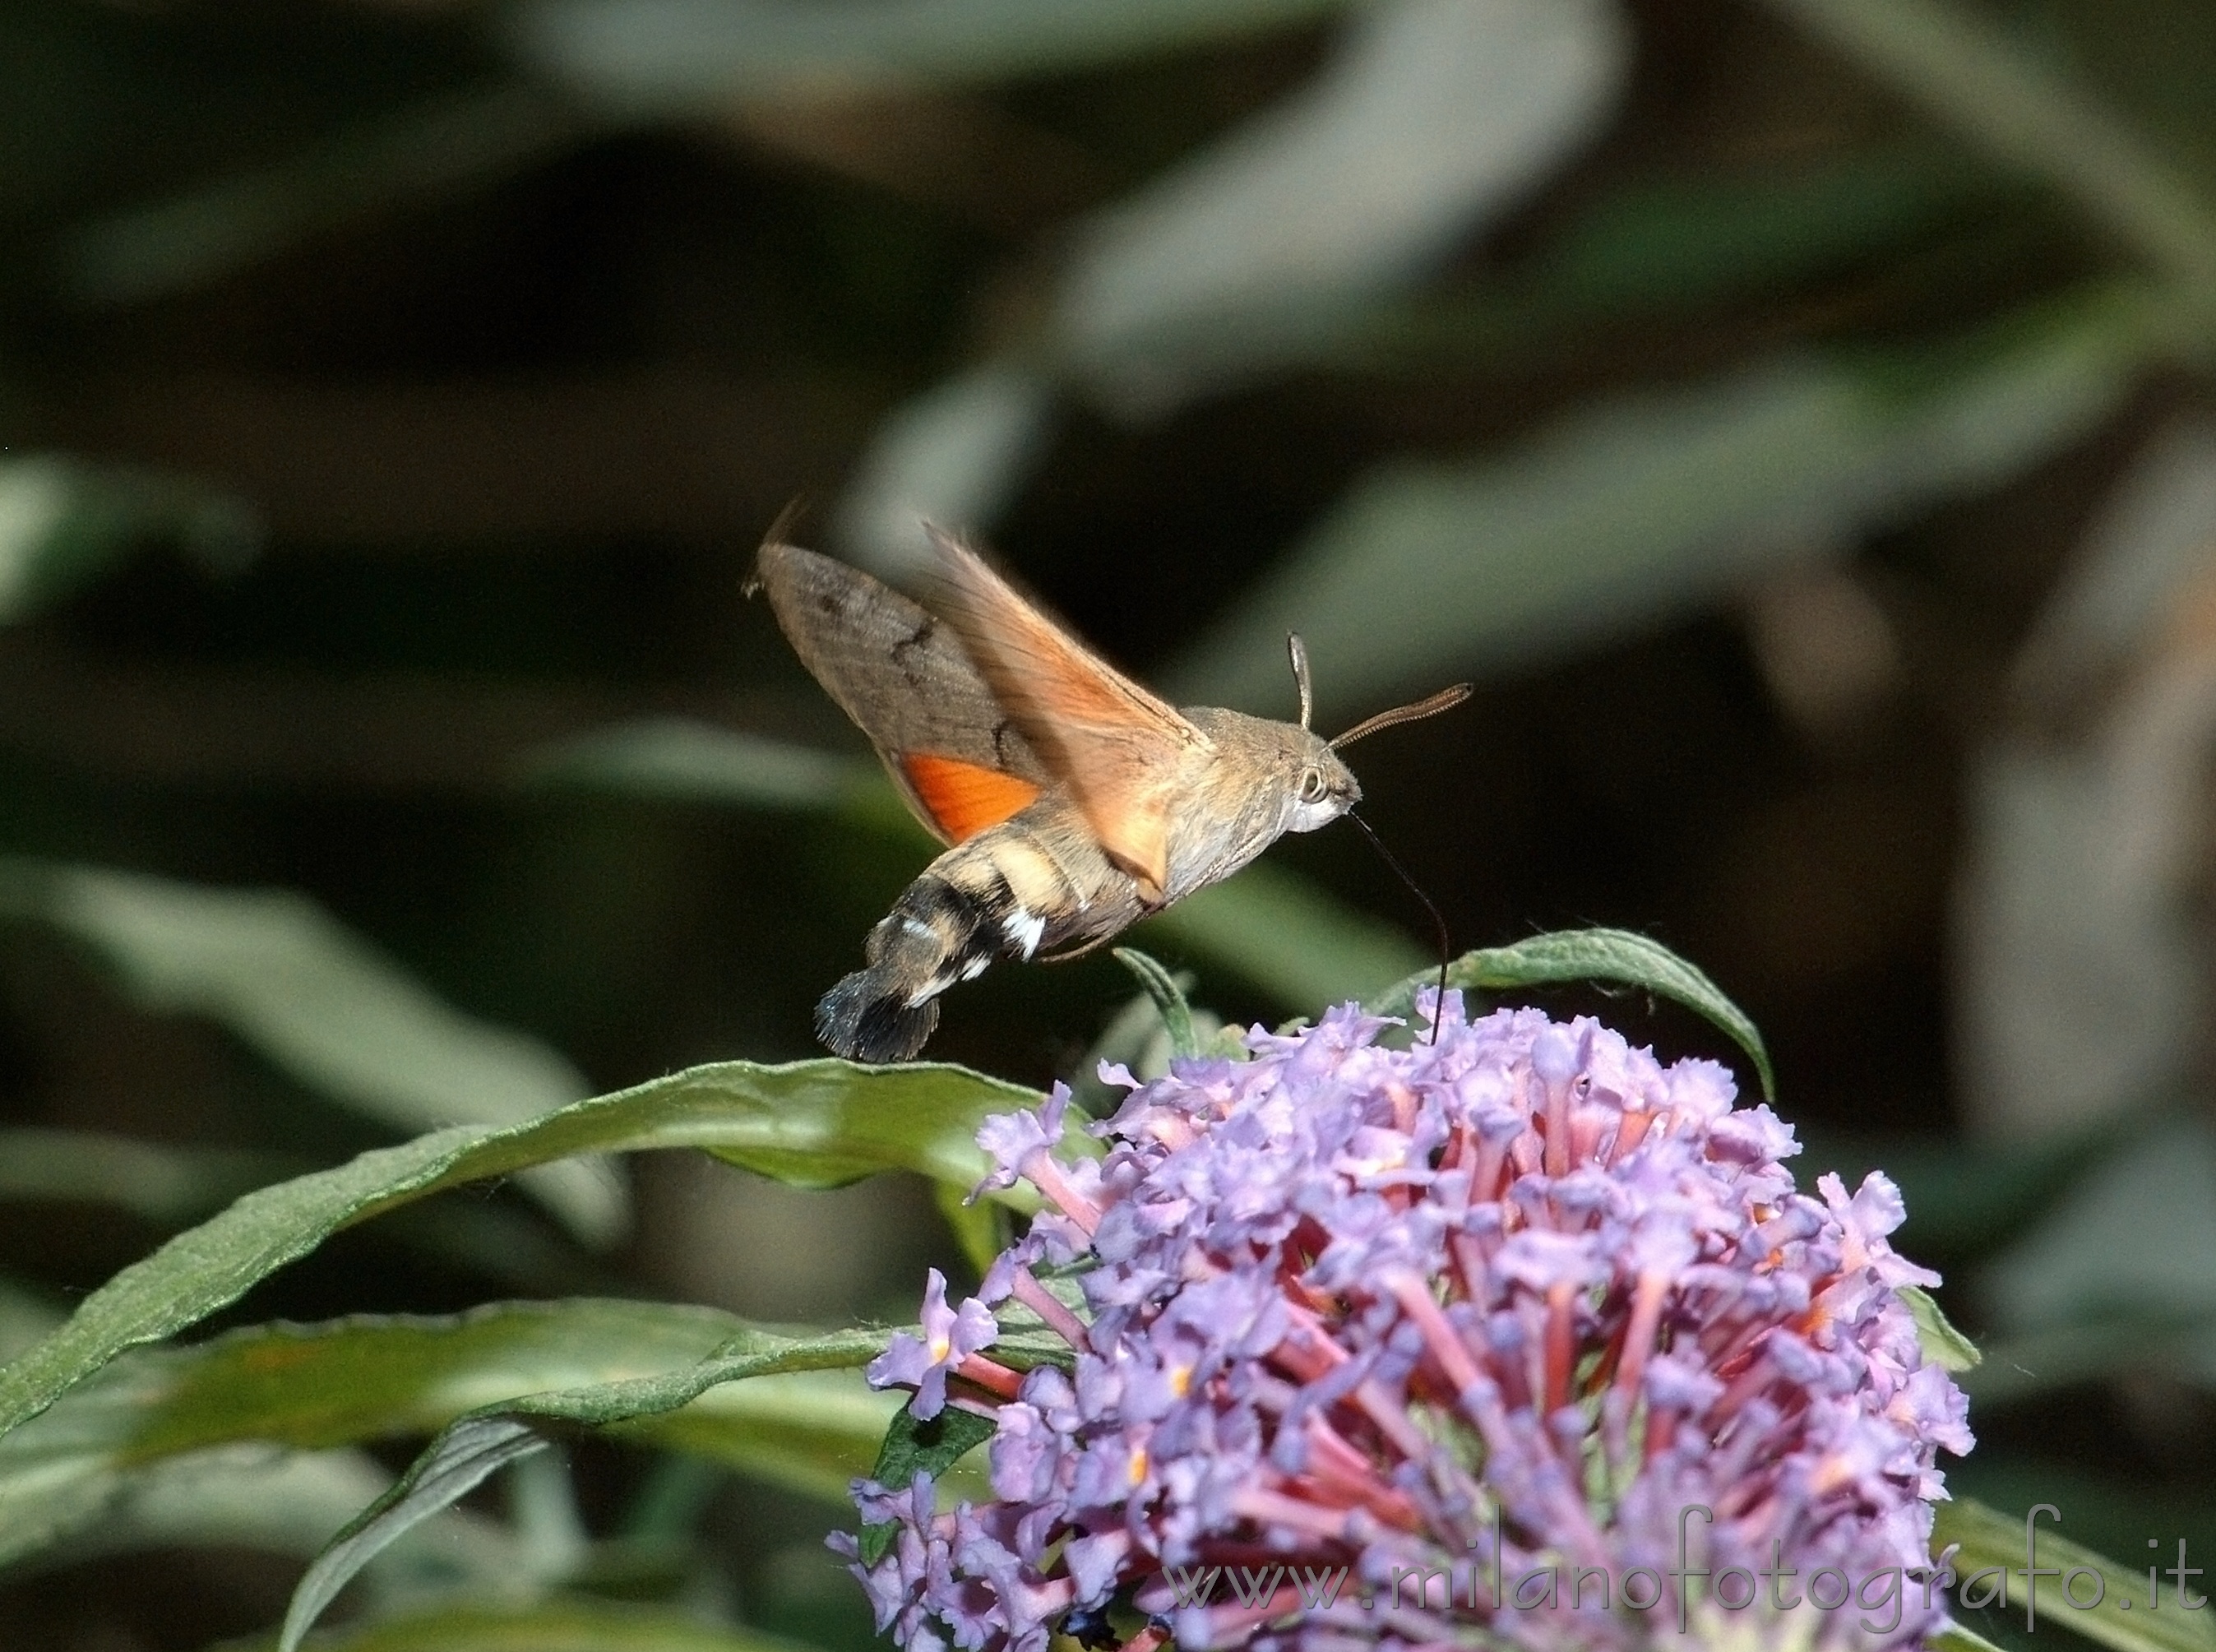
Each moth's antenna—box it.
[1287,635,1315,731]
[743,496,813,597]
[1347,812,1453,1046]
[1330,683,1472,750]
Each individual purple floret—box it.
[840,997,1973,1652]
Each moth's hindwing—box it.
[756,542,1048,845]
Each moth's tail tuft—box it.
[814,872,1001,1062]
[816,971,941,1064]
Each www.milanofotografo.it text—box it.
[1154,1506,2211,1636]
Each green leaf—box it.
[1931,1624,2012,1652]
[0,1057,1034,1438]
[1757,0,2216,306]
[53,86,585,308]
[511,0,1349,110]
[0,857,621,1247]
[280,1323,892,1651]
[283,1415,548,1651]
[55,1446,526,1599]
[858,1404,998,1566]
[519,720,871,809]
[1145,858,1429,1011]
[1165,289,2149,723]
[0,1301,899,1569]
[1959,1310,2216,1409]
[1111,948,1198,1060]
[1936,1497,2216,1652]
[1368,927,1775,1101]
[247,1596,817,1650]
[0,1127,295,1226]
[0,455,258,622]
[1900,1284,1982,1372]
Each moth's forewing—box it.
[923,529,1205,900]
[755,542,1048,844]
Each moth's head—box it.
[1287,732,1361,833]
[1280,632,1471,833]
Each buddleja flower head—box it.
[835,997,1973,1652]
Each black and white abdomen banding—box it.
[813,827,1085,1062]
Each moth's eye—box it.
[1298,767,1328,803]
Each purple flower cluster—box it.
[837,999,1973,1652]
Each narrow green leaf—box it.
[1760,0,2216,304]
[282,1415,548,1652]
[0,456,257,622]
[0,1301,899,1569]
[858,1405,997,1566]
[1959,1311,2216,1409]
[0,1057,1034,1437]
[54,86,586,308]
[1145,859,1428,1011]
[280,1324,891,1651]
[1166,289,2148,721]
[1110,948,1198,1060]
[512,0,1348,110]
[1901,1284,1982,1373]
[1368,927,1775,1101]
[0,1127,294,1226]
[519,720,870,809]
[0,857,620,1247]
[248,1596,817,1650]
[1936,1497,2216,1652]
[1931,1624,2011,1652]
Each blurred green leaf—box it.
[857,1404,995,1566]
[0,1280,60,1365]
[0,1299,895,1583]
[280,1321,892,1652]
[831,365,1057,576]
[1110,947,1198,1061]
[1048,0,1626,408]
[1145,858,1428,1011]
[0,456,257,622]
[53,1446,527,1604]
[1932,1626,2011,1652]
[1797,1124,2113,1260]
[1763,0,2216,308]
[1936,1497,2216,1652]
[1540,149,2026,312]
[0,1127,294,1227]
[1980,1115,2216,1340]
[520,720,868,808]
[0,1058,1032,1437]
[1901,1284,1981,1372]
[53,85,585,308]
[243,1598,814,1651]
[0,857,622,1248]
[1962,1310,2216,1408]
[509,0,1349,112]
[1168,287,2152,720]
[1369,927,1774,1100]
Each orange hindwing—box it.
[899,753,1042,844]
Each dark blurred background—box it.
[3,0,2216,1646]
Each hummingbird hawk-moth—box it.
[752,530,1468,1063]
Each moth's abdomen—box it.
[815,872,1011,1062]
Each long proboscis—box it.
[1347,811,1454,1046]
[1329,683,1473,750]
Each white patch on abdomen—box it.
[1002,909,1045,959]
